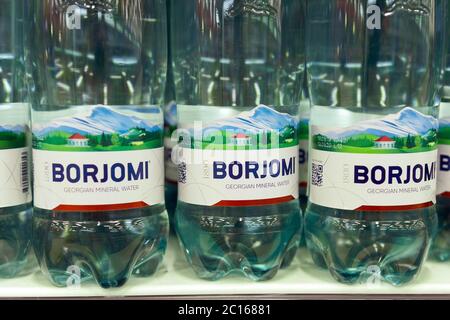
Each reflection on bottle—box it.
[385,0,430,16]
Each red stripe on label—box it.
[53,201,149,212]
[213,196,295,207]
[441,192,450,198]
[355,201,434,212]
[299,182,308,188]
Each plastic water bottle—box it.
[164,72,178,232]
[164,0,178,230]
[431,4,450,260]
[0,0,34,278]
[433,99,450,261]
[298,80,309,247]
[279,0,307,249]
[279,0,308,213]
[299,80,310,212]
[171,0,304,280]
[29,0,169,288]
[305,0,444,285]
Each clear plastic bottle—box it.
[279,0,307,249]
[0,0,34,278]
[305,0,444,285]
[299,79,310,213]
[29,0,169,288]
[164,0,178,231]
[298,79,309,247]
[279,0,307,212]
[432,3,450,260]
[171,0,304,280]
[433,98,450,261]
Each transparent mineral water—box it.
[0,0,35,279]
[299,78,309,209]
[431,100,450,261]
[298,80,309,247]
[171,0,305,280]
[164,0,177,232]
[430,1,450,261]
[164,89,178,233]
[305,0,444,285]
[29,0,168,288]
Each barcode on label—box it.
[21,151,29,194]
[178,161,187,184]
[312,162,323,187]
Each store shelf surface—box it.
[1,237,450,298]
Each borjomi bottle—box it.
[29,0,169,288]
[305,0,444,285]
[279,0,307,250]
[279,0,307,212]
[171,0,304,280]
[0,0,34,278]
[299,79,310,213]
[164,0,178,231]
[298,79,310,247]
[431,2,450,261]
[433,98,450,261]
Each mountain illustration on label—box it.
[186,105,298,150]
[0,124,27,149]
[33,105,163,152]
[312,107,438,154]
[439,118,450,145]
[0,125,26,133]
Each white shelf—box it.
[1,237,450,298]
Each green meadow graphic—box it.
[0,126,27,150]
[439,119,450,145]
[313,107,438,154]
[185,106,298,150]
[298,119,309,140]
[33,106,163,152]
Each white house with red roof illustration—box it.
[229,133,251,146]
[67,133,89,147]
[374,136,395,149]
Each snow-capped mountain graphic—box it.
[34,106,161,137]
[0,124,26,133]
[320,107,438,139]
[203,105,297,134]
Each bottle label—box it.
[164,101,178,184]
[298,119,309,190]
[438,117,450,198]
[0,104,31,208]
[177,105,299,207]
[32,105,164,212]
[309,107,438,211]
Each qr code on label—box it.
[178,162,187,184]
[311,163,323,186]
